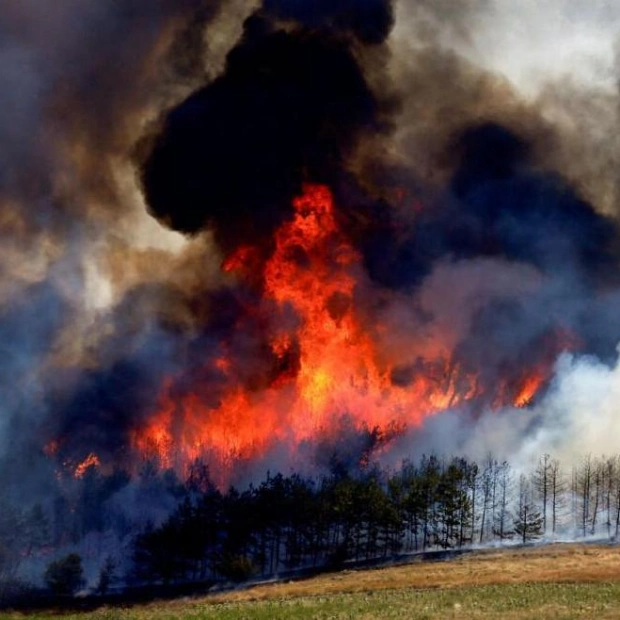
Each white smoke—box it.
[395,0,620,97]
[470,1,618,96]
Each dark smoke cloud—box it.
[141,7,389,252]
[451,132,619,280]
[399,123,619,286]
[337,122,619,295]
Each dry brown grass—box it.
[205,543,620,604]
[8,544,620,619]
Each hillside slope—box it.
[8,543,620,619]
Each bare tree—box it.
[548,458,566,536]
[575,454,594,538]
[478,454,498,544]
[467,461,479,545]
[612,455,620,540]
[532,454,551,536]
[514,474,543,545]
[601,456,616,539]
[590,458,604,536]
[493,461,513,541]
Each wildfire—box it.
[131,184,565,484]
[74,453,101,479]
[513,373,546,408]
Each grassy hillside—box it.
[5,544,620,619]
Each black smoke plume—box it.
[142,4,392,253]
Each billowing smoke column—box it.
[1,0,620,496]
[143,2,391,251]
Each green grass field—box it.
[4,545,620,619]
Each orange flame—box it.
[513,372,546,408]
[132,184,564,484]
[74,453,101,479]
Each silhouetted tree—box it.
[132,521,186,585]
[22,503,50,557]
[97,556,117,595]
[0,501,25,579]
[44,553,85,596]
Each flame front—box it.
[133,185,566,484]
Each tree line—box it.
[3,451,620,592]
[130,452,620,586]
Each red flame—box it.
[130,184,570,484]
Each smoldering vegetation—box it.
[1,0,620,595]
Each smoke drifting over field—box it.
[1,0,620,502]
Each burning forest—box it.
[2,0,620,595]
